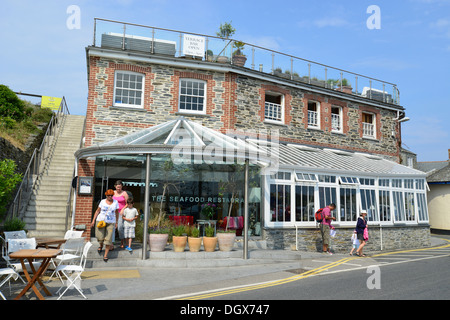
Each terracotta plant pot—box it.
[188,237,202,252]
[202,236,217,252]
[149,233,168,252]
[217,232,236,251]
[172,235,187,252]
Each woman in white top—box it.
[91,189,119,262]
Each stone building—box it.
[72,19,430,253]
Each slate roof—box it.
[416,160,450,183]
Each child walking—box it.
[350,230,359,256]
[121,198,138,252]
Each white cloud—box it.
[313,17,349,28]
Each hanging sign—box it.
[41,96,62,111]
[183,34,205,57]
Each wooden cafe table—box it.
[36,237,66,249]
[9,248,61,300]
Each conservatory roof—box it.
[248,140,426,177]
[74,117,266,164]
[75,117,425,177]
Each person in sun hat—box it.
[355,211,368,257]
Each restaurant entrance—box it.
[91,154,262,236]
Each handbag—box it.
[97,220,106,228]
[330,229,336,238]
[363,227,369,241]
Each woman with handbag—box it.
[355,211,368,257]
[91,189,119,262]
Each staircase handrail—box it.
[7,97,70,220]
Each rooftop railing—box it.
[92,18,400,106]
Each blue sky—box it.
[1,0,449,162]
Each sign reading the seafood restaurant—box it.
[152,195,244,204]
[183,34,205,57]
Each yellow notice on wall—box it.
[41,96,62,111]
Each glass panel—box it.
[270,184,291,222]
[339,187,357,221]
[393,191,405,221]
[361,189,378,221]
[405,192,415,221]
[295,185,315,222]
[379,190,391,222]
[417,193,428,221]
[319,186,336,210]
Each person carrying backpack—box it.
[317,203,336,255]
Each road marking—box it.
[160,257,356,300]
[158,239,450,300]
[82,269,141,280]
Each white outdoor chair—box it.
[64,230,83,239]
[0,268,20,300]
[4,238,41,283]
[49,237,85,281]
[55,241,92,300]
[3,230,27,241]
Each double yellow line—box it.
[179,256,356,300]
[179,239,450,300]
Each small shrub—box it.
[3,217,26,231]
[0,159,23,217]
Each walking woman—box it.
[355,211,368,257]
[112,180,129,249]
[91,189,119,262]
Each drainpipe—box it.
[70,158,78,230]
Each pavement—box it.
[2,235,450,301]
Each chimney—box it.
[448,149,450,160]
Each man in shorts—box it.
[320,203,336,255]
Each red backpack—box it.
[315,208,324,222]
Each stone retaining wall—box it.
[263,225,431,253]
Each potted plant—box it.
[148,159,184,251]
[201,202,216,220]
[216,164,243,251]
[172,224,188,252]
[215,21,235,63]
[202,225,217,252]
[206,49,214,62]
[232,41,246,67]
[148,214,172,252]
[187,225,202,252]
[216,229,236,252]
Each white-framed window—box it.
[265,171,429,227]
[264,92,284,123]
[308,101,320,128]
[339,176,359,185]
[295,185,315,222]
[417,193,428,222]
[114,71,144,108]
[270,184,291,222]
[179,79,206,114]
[331,106,342,132]
[362,112,376,138]
[295,172,318,182]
